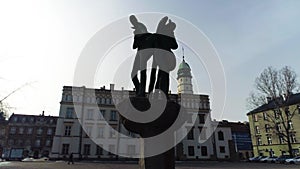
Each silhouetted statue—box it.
[148,17,178,96]
[130,15,154,97]
[130,15,178,97]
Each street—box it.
[0,161,299,169]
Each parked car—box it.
[260,156,278,163]
[285,156,300,164]
[249,156,267,162]
[259,156,270,162]
[22,157,49,162]
[275,155,292,164]
[265,156,278,163]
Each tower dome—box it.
[177,53,193,94]
[177,59,192,79]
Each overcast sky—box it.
[1,0,300,122]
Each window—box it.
[254,114,258,122]
[66,95,73,101]
[0,129,4,136]
[279,136,285,144]
[108,145,115,155]
[276,123,282,132]
[27,128,33,134]
[128,131,136,137]
[257,137,262,145]
[127,145,136,156]
[17,139,23,146]
[219,146,225,153]
[37,128,43,135]
[188,146,195,156]
[218,131,224,141]
[19,127,24,134]
[83,144,91,155]
[13,117,18,122]
[267,137,272,145]
[25,139,31,146]
[22,117,26,123]
[45,139,51,146]
[8,139,14,146]
[187,128,194,140]
[96,145,103,155]
[106,98,111,105]
[35,139,41,147]
[263,112,268,120]
[98,127,104,138]
[110,128,116,138]
[199,128,206,140]
[201,146,208,156]
[110,111,117,121]
[85,126,92,137]
[98,110,105,120]
[64,126,72,136]
[30,117,34,123]
[199,114,205,124]
[290,134,297,143]
[101,98,105,104]
[66,107,74,118]
[86,97,91,103]
[86,109,94,120]
[62,144,69,155]
[265,124,270,133]
[47,128,53,135]
[255,126,260,134]
[274,110,279,119]
[96,97,101,104]
[10,127,16,134]
[288,121,294,130]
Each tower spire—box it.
[182,47,185,61]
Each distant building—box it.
[217,120,253,160]
[51,57,232,160]
[212,121,233,160]
[4,112,58,159]
[0,117,8,157]
[247,94,300,157]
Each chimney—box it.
[42,111,45,116]
[110,84,115,91]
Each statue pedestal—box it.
[118,97,181,169]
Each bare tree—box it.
[247,66,299,157]
[0,82,33,119]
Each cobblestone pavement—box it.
[0,161,299,169]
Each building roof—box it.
[218,120,250,133]
[177,59,192,79]
[178,59,191,70]
[247,93,300,115]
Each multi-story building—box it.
[0,117,8,157]
[50,57,232,160]
[217,120,253,160]
[247,94,300,157]
[4,112,58,159]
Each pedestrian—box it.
[67,153,74,164]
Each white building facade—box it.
[51,58,233,160]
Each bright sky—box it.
[1,0,300,122]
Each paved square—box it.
[0,161,299,169]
